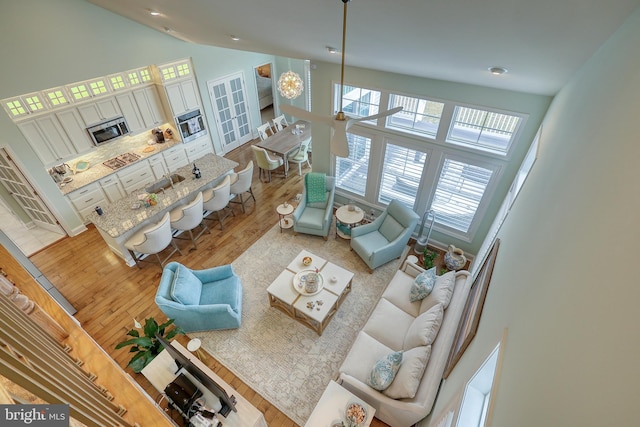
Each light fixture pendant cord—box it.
[339,0,349,114]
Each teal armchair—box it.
[350,199,420,271]
[292,174,335,240]
[156,262,242,332]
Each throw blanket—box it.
[305,172,326,204]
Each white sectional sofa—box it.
[338,259,471,427]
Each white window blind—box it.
[378,143,427,207]
[447,106,521,155]
[387,94,444,138]
[431,158,493,233]
[336,133,371,196]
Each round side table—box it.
[187,338,207,361]
[335,205,365,240]
[276,202,295,232]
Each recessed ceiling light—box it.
[327,47,338,54]
[163,27,173,33]
[148,10,161,16]
[488,66,508,75]
[230,35,240,41]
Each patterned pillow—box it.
[367,351,403,391]
[409,267,437,302]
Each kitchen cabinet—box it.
[117,161,155,194]
[18,115,78,165]
[77,97,122,126]
[55,109,93,154]
[66,182,107,222]
[99,175,126,203]
[148,154,168,180]
[115,92,144,133]
[165,79,199,116]
[162,145,189,172]
[133,86,165,128]
[185,135,214,163]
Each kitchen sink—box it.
[145,174,185,193]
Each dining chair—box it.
[124,212,182,269]
[229,161,256,213]
[287,138,312,176]
[272,114,288,132]
[169,192,211,251]
[252,145,284,182]
[257,122,274,141]
[202,175,235,230]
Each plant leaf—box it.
[127,329,140,338]
[143,318,159,339]
[115,336,153,350]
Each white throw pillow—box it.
[383,345,431,399]
[420,270,456,313]
[403,304,444,350]
[409,267,437,302]
[367,351,403,391]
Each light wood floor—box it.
[30,140,389,427]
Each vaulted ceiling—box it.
[87,0,640,96]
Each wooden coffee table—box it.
[266,250,353,335]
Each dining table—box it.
[255,119,311,177]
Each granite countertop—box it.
[86,153,238,238]
[57,124,183,195]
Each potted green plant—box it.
[423,248,438,270]
[115,317,184,373]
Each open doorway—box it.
[255,63,275,125]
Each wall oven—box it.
[87,116,130,146]
[175,109,207,143]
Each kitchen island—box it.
[86,153,238,266]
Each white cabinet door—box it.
[117,161,155,194]
[66,182,108,222]
[18,116,76,165]
[162,145,189,172]
[55,108,93,154]
[166,80,199,116]
[115,92,144,133]
[148,154,168,179]
[99,175,126,203]
[185,136,214,162]
[133,86,165,128]
[78,97,122,125]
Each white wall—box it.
[431,6,640,427]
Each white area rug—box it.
[192,224,402,425]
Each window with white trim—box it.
[431,157,495,234]
[387,94,444,139]
[378,143,428,207]
[334,84,381,123]
[335,133,372,197]
[447,106,522,155]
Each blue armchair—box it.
[350,199,420,271]
[292,174,336,240]
[156,262,242,332]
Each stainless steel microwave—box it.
[175,109,207,143]
[87,116,130,146]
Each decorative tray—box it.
[293,269,324,296]
[73,160,90,173]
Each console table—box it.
[141,341,267,427]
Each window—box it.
[387,94,444,138]
[43,88,69,107]
[159,60,192,81]
[87,79,109,96]
[108,74,127,91]
[23,93,45,113]
[334,84,381,123]
[447,106,522,155]
[378,142,427,208]
[335,133,372,197]
[2,98,28,118]
[431,158,495,234]
[66,83,91,101]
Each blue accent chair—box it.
[156,262,242,332]
[350,199,420,271]
[292,175,336,240]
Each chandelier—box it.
[277,71,304,99]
